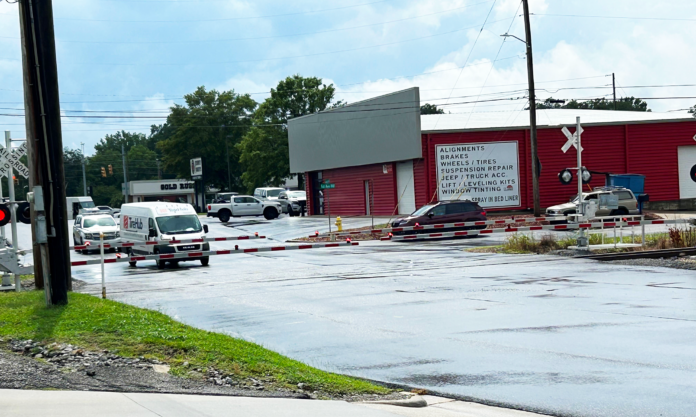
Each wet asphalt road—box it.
[11,216,696,417]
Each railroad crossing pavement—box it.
[72,235,696,417]
[0,389,545,417]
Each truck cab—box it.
[66,196,96,220]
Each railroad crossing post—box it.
[5,132,20,291]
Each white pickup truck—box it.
[207,195,282,222]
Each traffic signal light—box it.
[101,167,106,177]
[108,165,113,175]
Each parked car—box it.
[253,187,285,200]
[545,187,639,217]
[120,202,210,269]
[73,213,121,254]
[391,200,487,231]
[277,190,306,216]
[207,195,282,222]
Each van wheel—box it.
[128,261,137,267]
[201,257,209,266]
[154,249,166,269]
[263,208,276,220]
[219,210,231,223]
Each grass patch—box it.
[495,226,696,255]
[0,291,389,395]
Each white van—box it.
[120,202,209,269]
[66,196,96,220]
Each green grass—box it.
[0,291,389,395]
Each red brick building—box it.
[288,88,696,216]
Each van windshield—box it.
[156,215,202,234]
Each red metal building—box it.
[290,91,696,216]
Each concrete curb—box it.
[362,395,428,408]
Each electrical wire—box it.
[0,1,493,45]
[531,13,696,23]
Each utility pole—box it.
[521,0,541,216]
[18,0,71,304]
[612,73,617,110]
[121,144,128,203]
[81,142,87,196]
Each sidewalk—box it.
[0,389,545,417]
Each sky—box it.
[1,0,695,155]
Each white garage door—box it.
[396,160,416,215]
[678,146,696,199]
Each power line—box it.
[531,13,696,23]
[0,1,493,45]
[0,0,409,23]
[0,17,517,67]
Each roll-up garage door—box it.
[678,146,696,199]
[396,160,416,215]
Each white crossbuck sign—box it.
[561,126,584,153]
[0,142,29,179]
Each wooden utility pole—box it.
[522,0,541,216]
[18,0,71,304]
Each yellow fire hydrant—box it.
[335,216,343,232]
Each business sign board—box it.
[190,157,202,180]
[129,180,196,196]
[435,141,520,208]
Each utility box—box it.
[607,174,645,194]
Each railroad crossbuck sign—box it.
[561,125,584,153]
[0,142,29,179]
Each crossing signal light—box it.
[101,167,106,177]
[13,176,18,185]
[0,201,31,227]
[108,165,113,175]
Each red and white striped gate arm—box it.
[311,216,567,238]
[72,234,266,251]
[71,241,359,267]
[380,218,691,242]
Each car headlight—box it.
[115,231,120,237]
[83,233,93,239]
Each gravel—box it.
[0,338,410,402]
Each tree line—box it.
[65,75,340,207]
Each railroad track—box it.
[578,247,696,261]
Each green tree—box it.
[237,75,338,192]
[94,131,150,154]
[420,103,445,114]
[536,97,650,111]
[62,147,85,197]
[157,87,256,192]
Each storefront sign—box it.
[130,180,196,195]
[191,157,202,180]
[435,141,520,208]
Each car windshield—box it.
[156,215,202,234]
[82,217,116,228]
[571,194,592,203]
[98,206,110,210]
[266,189,283,197]
[288,191,305,198]
[411,204,435,216]
[80,201,96,209]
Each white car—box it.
[73,214,121,254]
[207,195,282,222]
